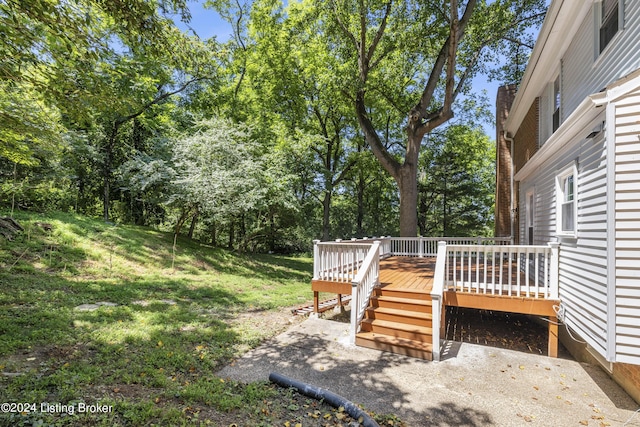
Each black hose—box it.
[268,372,380,427]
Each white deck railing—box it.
[389,237,511,257]
[349,242,381,343]
[313,240,372,282]
[443,243,559,299]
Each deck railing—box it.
[313,241,372,283]
[349,241,381,343]
[443,243,559,299]
[316,236,511,259]
[389,236,511,257]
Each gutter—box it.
[503,131,515,244]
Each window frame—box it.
[595,0,623,58]
[600,0,619,53]
[556,162,578,238]
[525,189,535,245]
[552,75,561,133]
[539,69,561,147]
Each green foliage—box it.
[418,125,496,236]
[0,0,540,247]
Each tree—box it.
[418,125,495,236]
[321,0,545,236]
[0,0,218,221]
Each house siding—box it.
[562,1,640,121]
[614,89,640,364]
[518,124,609,357]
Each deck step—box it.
[356,332,433,360]
[375,287,431,301]
[370,295,432,312]
[365,306,433,327]
[360,318,432,341]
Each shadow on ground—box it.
[218,317,640,427]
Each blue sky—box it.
[178,1,541,141]
[177,1,232,41]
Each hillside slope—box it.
[0,211,325,426]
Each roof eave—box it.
[505,0,593,135]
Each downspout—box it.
[503,131,516,244]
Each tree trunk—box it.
[322,190,332,241]
[210,221,217,247]
[269,212,276,253]
[398,165,418,237]
[187,208,199,240]
[103,125,118,222]
[228,221,235,249]
[356,173,365,237]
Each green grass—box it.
[0,211,316,426]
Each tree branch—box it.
[355,89,401,179]
[412,0,477,137]
[116,76,205,126]
[329,0,359,52]
[366,1,393,71]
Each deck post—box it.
[431,241,448,362]
[314,291,319,314]
[548,242,560,299]
[548,315,559,357]
[312,240,320,280]
[350,281,358,344]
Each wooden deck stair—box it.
[355,287,434,360]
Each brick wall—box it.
[495,85,517,238]
[613,363,640,404]
[513,99,539,173]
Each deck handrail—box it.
[444,243,560,299]
[313,240,372,283]
[325,236,511,258]
[350,241,381,344]
[430,241,447,362]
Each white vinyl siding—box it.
[614,89,640,364]
[562,1,640,121]
[518,127,609,357]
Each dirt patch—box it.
[171,383,404,427]
[443,306,565,356]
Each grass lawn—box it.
[0,211,403,426]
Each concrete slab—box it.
[218,317,640,426]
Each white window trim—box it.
[552,75,561,133]
[556,162,578,238]
[525,188,535,245]
[593,0,624,62]
[539,68,561,148]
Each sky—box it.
[176,1,542,141]
[176,1,233,41]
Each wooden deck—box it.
[312,255,560,359]
[379,256,435,292]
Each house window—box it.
[600,0,619,53]
[526,190,535,245]
[556,163,578,237]
[552,76,560,133]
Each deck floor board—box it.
[379,257,435,292]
